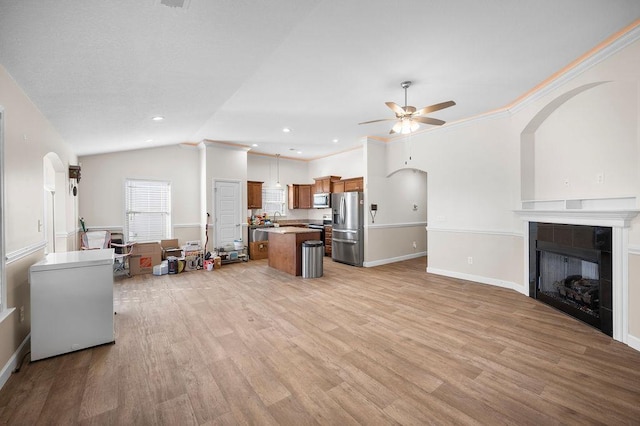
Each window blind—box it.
[124,179,171,242]
[263,187,285,215]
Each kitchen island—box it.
[264,227,321,276]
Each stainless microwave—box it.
[313,193,331,208]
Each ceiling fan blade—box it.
[413,116,446,126]
[414,100,456,116]
[358,118,396,125]
[385,101,406,116]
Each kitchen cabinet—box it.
[344,177,364,192]
[287,184,313,209]
[324,225,332,256]
[265,227,321,276]
[313,176,341,194]
[332,177,363,193]
[247,181,263,209]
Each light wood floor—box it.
[2,257,640,425]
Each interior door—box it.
[214,180,241,249]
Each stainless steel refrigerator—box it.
[331,191,364,266]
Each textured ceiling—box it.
[1,0,639,159]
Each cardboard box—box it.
[161,239,182,260]
[130,241,162,275]
[213,256,222,269]
[183,246,204,271]
[249,241,269,260]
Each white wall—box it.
[79,144,201,243]
[364,140,428,265]
[203,143,248,251]
[384,115,522,288]
[534,81,637,200]
[0,64,77,382]
[308,146,364,182]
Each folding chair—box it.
[80,230,111,250]
[111,241,135,277]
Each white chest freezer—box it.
[30,249,115,361]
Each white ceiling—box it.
[1,1,639,160]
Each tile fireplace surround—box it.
[515,197,639,347]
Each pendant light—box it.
[275,154,282,187]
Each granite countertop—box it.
[264,226,323,234]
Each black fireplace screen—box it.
[538,251,599,318]
[529,222,612,336]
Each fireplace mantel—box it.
[515,196,640,227]
[515,197,639,346]
[514,209,639,227]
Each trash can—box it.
[302,240,324,278]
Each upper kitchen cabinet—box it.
[313,176,341,194]
[247,181,263,209]
[288,184,313,209]
[344,177,364,192]
[332,177,363,193]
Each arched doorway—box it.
[43,152,66,253]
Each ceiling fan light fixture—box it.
[359,80,455,134]
[401,119,419,134]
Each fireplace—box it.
[529,222,612,336]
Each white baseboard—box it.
[427,267,525,294]
[364,251,427,267]
[0,333,30,391]
[627,333,640,352]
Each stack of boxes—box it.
[136,239,221,275]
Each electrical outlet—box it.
[19,306,24,323]
[412,203,418,211]
[467,256,473,265]
[412,241,417,249]
[564,179,570,187]
[596,172,605,184]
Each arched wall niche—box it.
[386,166,427,178]
[520,81,610,201]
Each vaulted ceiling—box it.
[1,1,639,159]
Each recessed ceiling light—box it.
[332,138,339,143]
[251,143,258,147]
[282,127,291,133]
[297,151,302,154]
[152,116,164,121]
[289,148,296,151]
[146,139,153,143]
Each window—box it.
[263,187,285,216]
[124,179,171,242]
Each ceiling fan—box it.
[359,81,456,134]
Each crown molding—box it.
[509,22,640,115]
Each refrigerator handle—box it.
[340,195,345,224]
